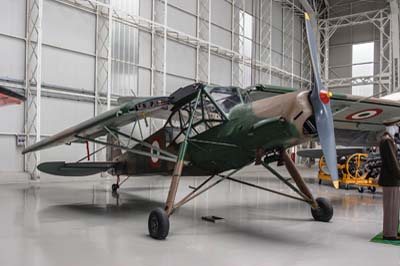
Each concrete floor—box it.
[0,166,399,266]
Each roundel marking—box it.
[345,108,383,121]
[150,139,161,168]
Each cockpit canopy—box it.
[164,83,247,145]
[204,86,245,114]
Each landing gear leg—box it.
[280,150,333,222]
[148,89,202,240]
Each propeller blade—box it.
[304,13,339,189]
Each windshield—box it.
[206,86,243,114]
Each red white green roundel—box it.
[150,139,161,168]
[345,108,383,120]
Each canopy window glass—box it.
[352,42,374,97]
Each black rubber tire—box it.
[358,187,364,193]
[311,197,333,222]
[148,208,169,240]
[318,179,322,185]
[369,186,376,193]
[111,183,119,193]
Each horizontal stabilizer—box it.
[38,161,117,176]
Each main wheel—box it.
[358,187,364,193]
[311,197,333,222]
[148,208,169,240]
[111,183,119,193]
[368,186,376,193]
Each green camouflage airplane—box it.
[22,14,400,240]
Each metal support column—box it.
[282,0,295,87]
[196,0,211,84]
[390,0,400,92]
[151,0,167,96]
[259,0,272,84]
[95,0,113,115]
[231,0,245,87]
[25,0,43,180]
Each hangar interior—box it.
[0,0,400,265]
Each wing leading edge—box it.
[22,96,170,154]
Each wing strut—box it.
[164,89,202,215]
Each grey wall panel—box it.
[139,0,152,19]
[211,25,231,50]
[211,0,232,29]
[41,97,94,134]
[329,45,352,68]
[0,36,25,81]
[0,137,24,172]
[43,0,95,54]
[166,75,194,95]
[168,5,196,36]
[330,28,352,46]
[329,66,351,80]
[352,24,375,44]
[0,104,23,133]
[271,74,281,86]
[272,1,283,29]
[40,97,94,164]
[0,0,25,37]
[244,0,254,14]
[169,0,197,15]
[138,68,151,96]
[138,31,152,68]
[210,55,231,85]
[271,28,283,53]
[166,40,196,78]
[271,51,282,68]
[294,61,301,77]
[42,46,95,91]
[293,39,301,62]
[293,17,302,42]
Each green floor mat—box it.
[370,226,400,246]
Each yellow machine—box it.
[318,153,380,193]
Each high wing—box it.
[22,96,171,154]
[0,86,26,107]
[248,85,400,146]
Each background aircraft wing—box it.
[22,96,171,154]
[0,86,26,107]
[297,147,366,159]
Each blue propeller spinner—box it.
[304,13,339,189]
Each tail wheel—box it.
[311,197,333,222]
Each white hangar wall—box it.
[0,0,310,178]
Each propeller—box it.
[304,13,339,189]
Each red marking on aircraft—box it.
[345,108,383,120]
[0,93,22,106]
[149,138,161,168]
